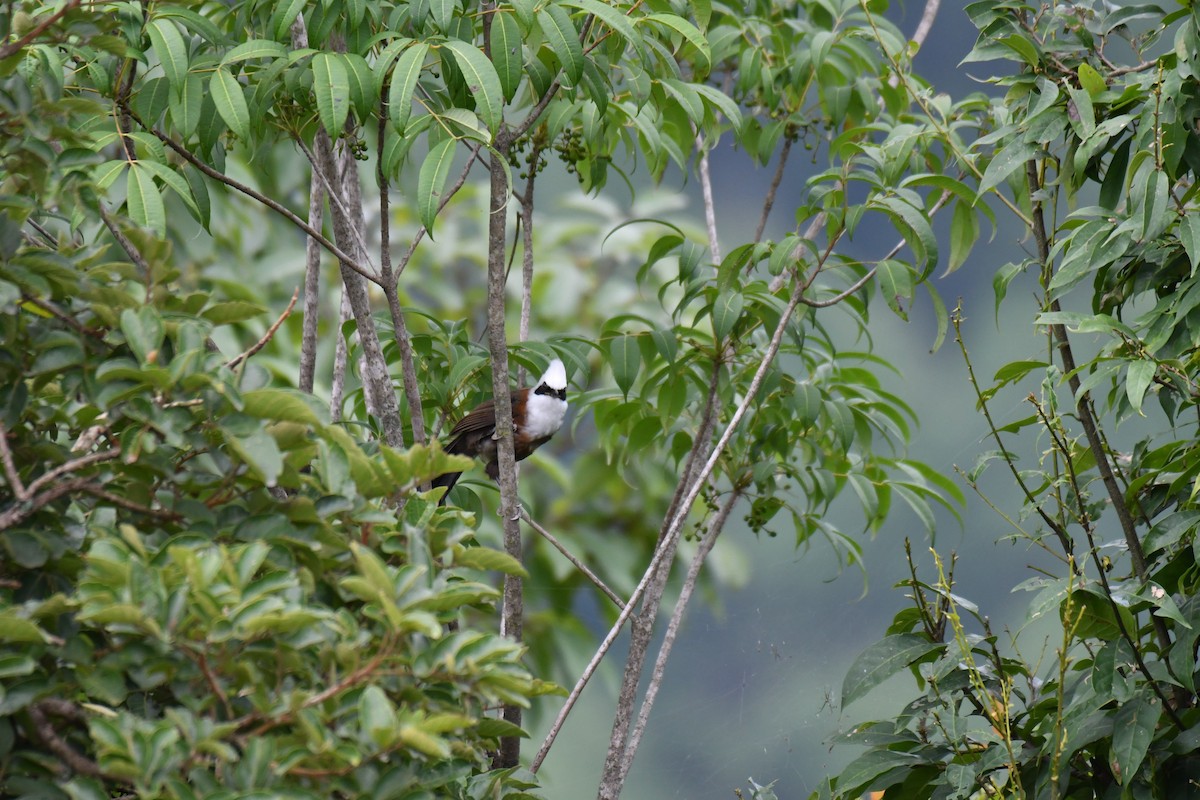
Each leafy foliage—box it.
[820,3,1200,798]
[0,0,969,795]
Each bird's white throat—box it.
[524,393,567,439]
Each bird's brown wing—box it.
[447,399,497,446]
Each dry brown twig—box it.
[226,287,300,370]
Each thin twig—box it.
[618,487,741,784]
[295,136,377,272]
[226,287,299,370]
[394,143,485,277]
[134,118,379,285]
[329,291,351,423]
[81,485,181,522]
[754,137,792,245]
[1032,398,1185,730]
[516,137,543,386]
[98,204,152,282]
[696,130,721,263]
[0,477,91,531]
[20,294,105,339]
[0,423,26,498]
[25,450,121,500]
[911,0,941,49]
[376,87,427,448]
[520,508,624,609]
[298,171,324,394]
[27,700,105,778]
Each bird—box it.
[432,358,568,503]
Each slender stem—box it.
[519,508,624,609]
[696,130,721,263]
[298,172,324,394]
[135,118,380,285]
[616,488,742,788]
[226,287,298,370]
[1022,164,1152,584]
[754,137,792,245]
[911,0,941,49]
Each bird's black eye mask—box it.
[535,384,566,401]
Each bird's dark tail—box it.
[431,470,461,505]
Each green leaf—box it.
[455,546,529,577]
[388,42,430,135]
[711,290,743,342]
[146,18,189,90]
[642,13,712,77]
[607,334,641,397]
[242,388,325,425]
[538,3,583,85]
[358,685,398,746]
[120,306,164,366]
[417,137,457,236]
[1141,169,1169,241]
[201,300,267,325]
[135,159,199,218]
[220,39,287,65]
[1181,213,1200,273]
[876,260,913,321]
[430,0,455,31]
[169,73,204,138]
[0,612,51,644]
[978,138,1035,197]
[560,0,639,49]
[270,0,308,40]
[945,200,979,277]
[1126,359,1155,415]
[1111,691,1160,784]
[441,40,504,134]
[350,542,395,597]
[125,163,166,236]
[842,633,940,707]
[925,281,949,354]
[692,83,742,129]
[1078,62,1107,97]
[312,53,351,137]
[490,10,523,102]
[210,67,250,141]
[226,426,284,487]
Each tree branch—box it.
[519,508,624,610]
[485,130,524,770]
[134,117,380,286]
[378,89,427,447]
[696,130,721,263]
[226,287,299,370]
[616,487,742,788]
[911,0,941,49]
[311,129,406,448]
[754,137,792,245]
[27,699,105,779]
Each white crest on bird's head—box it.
[539,358,567,391]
